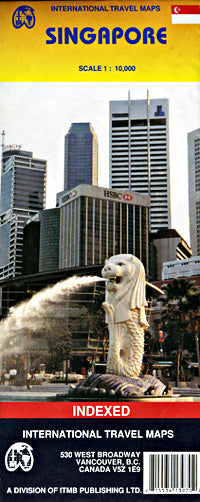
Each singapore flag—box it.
[172,5,200,23]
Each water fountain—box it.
[0,275,105,383]
[1,255,172,398]
[0,275,104,338]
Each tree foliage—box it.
[86,290,109,360]
[46,317,72,372]
[160,278,200,377]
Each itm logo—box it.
[5,442,34,472]
[12,6,35,29]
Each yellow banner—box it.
[0,0,199,81]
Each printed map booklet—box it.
[0,0,200,500]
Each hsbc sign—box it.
[123,193,132,201]
[62,189,77,204]
[104,190,132,201]
[61,188,133,206]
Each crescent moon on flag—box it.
[174,6,181,14]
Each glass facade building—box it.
[58,184,150,275]
[109,94,171,232]
[22,219,40,276]
[39,208,60,272]
[0,148,46,280]
[22,208,60,275]
[64,123,98,191]
[188,128,200,256]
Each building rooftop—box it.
[151,228,192,250]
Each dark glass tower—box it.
[0,147,46,280]
[64,123,98,191]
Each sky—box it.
[0,81,199,244]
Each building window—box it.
[134,206,140,259]
[80,197,86,266]
[196,201,200,255]
[195,138,200,192]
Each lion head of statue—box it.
[101,254,148,327]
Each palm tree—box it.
[186,291,200,376]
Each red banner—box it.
[1,401,200,419]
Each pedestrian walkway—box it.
[0,382,200,402]
[0,382,71,401]
[174,386,200,397]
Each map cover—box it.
[0,1,200,500]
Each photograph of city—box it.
[0,81,199,401]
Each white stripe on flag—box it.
[172,14,200,24]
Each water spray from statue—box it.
[0,275,105,355]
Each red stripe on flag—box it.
[172,5,200,14]
[0,402,200,419]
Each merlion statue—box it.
[101,254,149,378]
[66,254,170,398]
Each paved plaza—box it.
[0,381,200,402]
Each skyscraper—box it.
[109,92,171,232]
[58,184,150,274]
[188,127,200,255]
[64,122,98,191]
[0,145,46,280]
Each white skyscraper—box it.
[109,92,171,232]
[188,127,200,255]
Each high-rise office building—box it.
[0,145,46,280]
[188,128,200,255]
[151,228,192,281]
[109,92,171,232]
[64,122,98,190]
[58,184,150,274]
[23,208,60,275]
